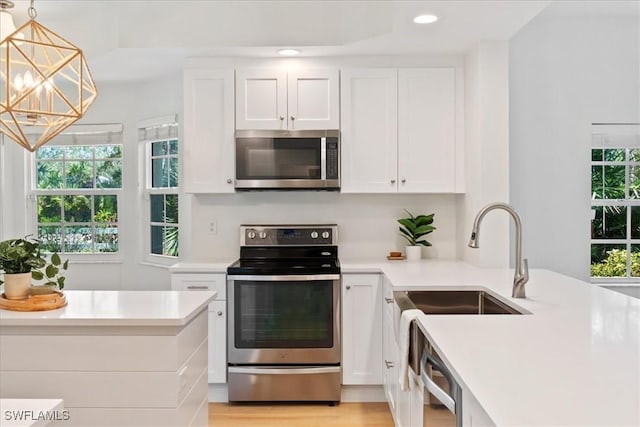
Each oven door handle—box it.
[227,274,340,281]
[229,366,341,375]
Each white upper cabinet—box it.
[235,68,339,130]
[341,67,464,194]
[183,68,235,193]
[399,68,458,193]
[340,68,398,193]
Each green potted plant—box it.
[0,236,68,300]
[397,210,436,261]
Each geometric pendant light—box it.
[0,0,98,152]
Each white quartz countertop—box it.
[0,290,215,327]
[168,261,235,274]
[0,399,64,426]
[364,259,639,426]
[166,258,639,424]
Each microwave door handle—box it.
[320,137,327,180]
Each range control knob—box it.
[310,231,319,239]
[259,231,267,239]
[247,230,256,239]
[322,231,330,239]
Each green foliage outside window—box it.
[591,249,640,277]
[35,145,121,254]
[149,138,179,257]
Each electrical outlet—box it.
[208,220,217,235]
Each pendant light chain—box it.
[28,0,36,19]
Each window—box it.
[140,116,179,260]
[590,124,640,280]
[31,125,123,254]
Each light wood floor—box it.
[208,402,394,427]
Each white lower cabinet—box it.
[207,300,227,383]
[462,388,496,427]
[171,273,227,384]
[342,274,383,385]
[382,276,415,426]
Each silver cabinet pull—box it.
[391,179,396,184]
[217,311,223,316]
[384,297,394,304]
[187,285,209,290]
[345,285,351,290]
[401,178,406,184]
[290,116,295,121]
[384,360,394,369]
[226,179,232,184]
[280,116,285,121]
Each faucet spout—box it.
[468,202,529,298]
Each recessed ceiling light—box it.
[413,14,438,24]
[277,49,300,56]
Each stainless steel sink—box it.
[397,289,524,315]
[393,290,524,376]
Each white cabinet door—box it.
[463,387,496,427]
[382,277,398,417]
[342,67,462,194]
[183,68,235,193]
[398,68,457,193]
[236,68,339,130]
[342,274,383,385]
[340,68,398,193]
[208,300,227,384]
[287,69,340,130]
[235,69,288,130]
[171,273,228,385]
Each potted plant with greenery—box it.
[0,236,68,300]
[397,210,436,261]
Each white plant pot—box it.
[3,272,32,300]
[405,245,422,261]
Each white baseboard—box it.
[340,385,387,402]
[208,384,386,403]
[208,384,229,402]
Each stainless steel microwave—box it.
[235,130,340,190]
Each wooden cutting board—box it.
[0,291,67,311]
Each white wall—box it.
[0,73,183,290]
[509,5,640,281]
[189,192,459,262]
[457,42,511,268]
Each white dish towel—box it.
[398,309,422,392]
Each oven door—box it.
[227,274,341,364]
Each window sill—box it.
[63,257,124,264]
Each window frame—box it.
[27,125,124,263]
[139,117,180,266]
[590,124,640,284]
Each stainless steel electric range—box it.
[226,224,341,404]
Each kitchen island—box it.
[0,290,215,427]
[343,260,640,426]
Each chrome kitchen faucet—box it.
[468,202,529,298]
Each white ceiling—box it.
[7,0,633,84]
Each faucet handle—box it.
[522,258,529,281]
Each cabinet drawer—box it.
[171,273,226,299]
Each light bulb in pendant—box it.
[23,71,34,88]
[13,74,23,91]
